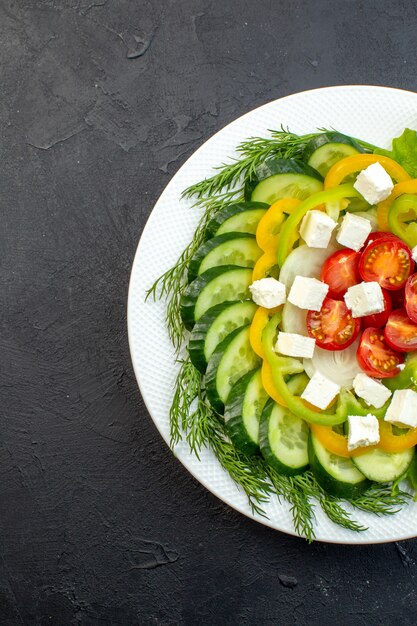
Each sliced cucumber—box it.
[245,158,323,204]
[352,447,414,483]
[260,399,309,475]
[205,325,261,412]
[188,233,262,282]
[304,132,364,177]
[309,433,370,498]
[206,202,268,238]
[224,368,268,455]
[188,300,257,372]
[180,266,253,330]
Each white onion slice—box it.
[279,243,338,292]
[303,338,362,389]
[282,302,308,336]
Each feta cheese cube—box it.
[347,414,380,451]
[288,276,329,311]
[353,162,394,205]
[385,389,417,428]
[344,281,384,318]
[300,210,337,248]
[411,244,417,264]
[301,371,340,410]
[275,332,315,358]
[336,212,372,251]
[353,373,392,409]
[249,277,286,308]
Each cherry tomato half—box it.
[307,297,361,351]
[391,285,406,310]
[357,327,404,378]
[363,231,397,248]
[359,234,413,290]
[384,308,417,352]
[320,249,361,300]
[361,289,392,329]
[405,273,417,323]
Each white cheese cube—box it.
[344,281,384,318]
[336,212,372,251]
[385,389,417,428]
[275,332,315,358]
[353,162,394,205]
[299,210,337,249]
[301,371,340,410]
[288,276,329,311]
[347,414,380,451]
[412,244,417,264]
[353,373,392,409]
[249,277,286,308]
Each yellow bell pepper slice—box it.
[378,421,417,453]
[251,251,278,281]
[261,360,287,407]
[377,179,417,231]
[250,306,282,359]
[256,198,301,252]
[309,424,378,458]
[324,154,410,190]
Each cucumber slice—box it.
[245,158,323,204]
[188,300,257,372]
[206,202,268,238]
[180,266,253,330]
[309,433,370,498]
[224,368,268,455]
[205,326,261,412]
[304,132,364,177]
[188,232,262,282]
[260,399,309,475]
[352,448,414,483]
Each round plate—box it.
[128,85,417,543]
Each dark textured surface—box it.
[2,0,417,624]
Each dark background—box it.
[1,0,417,624]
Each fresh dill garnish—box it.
[349,484,411,516]
[146,190,241,350]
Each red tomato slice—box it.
[363,231,397,248]
[384,308,417,352]
[306,297,361,351]
[359,234,413,290]
[405,273,417,323]
[320,249,361,300]
[391,285,406,310]
[361,289,392,329]
[357,327,404,378]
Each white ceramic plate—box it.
[128,85,417,543]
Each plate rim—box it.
[128,84,417,544]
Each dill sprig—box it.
[182,127,321,203]
[169,358,411,541]
[349,484,411,515]
[146,190,240,350]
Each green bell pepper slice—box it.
[261,313,388,425]
[383,352,417,391]
[276,183,361,267]
[388,194,417,248]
